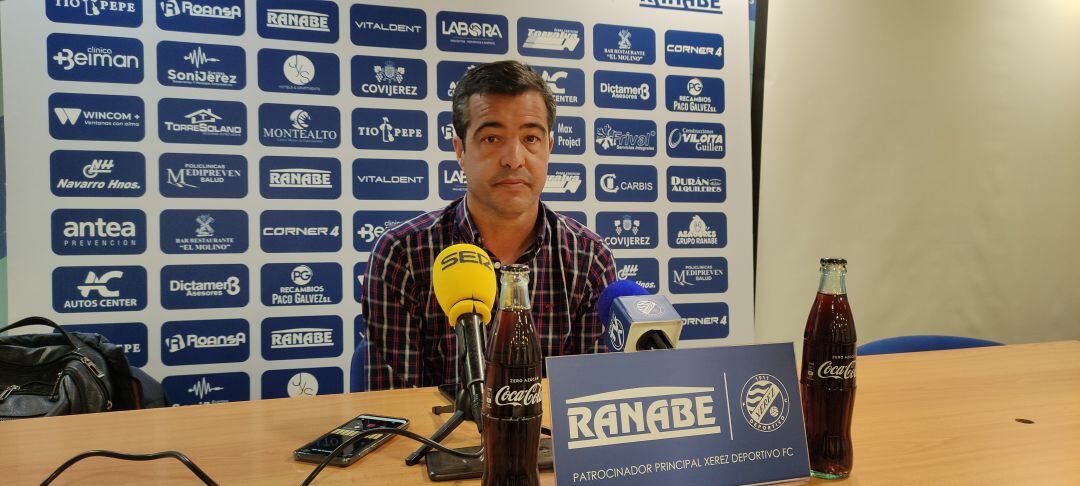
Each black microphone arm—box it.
[455,313,487,433]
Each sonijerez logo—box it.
[542,163,587,202]
[47,0,142,27]
[163,372,249,406]
[594,70,656,110]
[353,262,367,303]
[47,33,142,84]
[596,212,659,249]
[594,118,657,157]
[564,385,723,449]
[667,121,726,159]
[436,60,479,101]
[353,159,428,200]
[262,316,343,361]
[160,264,249,310]
[52,266,147,313]
[352,108,427,151]
[668,212,727,248]
[159,98,246,145]
[670,257,728,294]
[667,166,726,203]
[596,164,657,202]
[593,24,655,64]
[552,116,586,155]
[260,156,340,200]
[665,30,725,69]
[51,209,145,255]
[438,160,467,200]
[260,210,342,253]
[261,262,342,306]
[666,75,725,114]
[673,302,730,339]
[160,153,247,198]
[517,17,584,60]
[157,0,244,35]
[62,323,149,367]
[161,319,249,366]
[353,210,423,252]
[261,367,343,399]
[160,209,248,254]
[351,55,427,100]
[257,0,338,43]
[158,41,245,90]
[615,258,661,294]
[639,0,725,15]
[50,150,145,198]
[436,11,508,54]
[350,3,426,50]
[258,49,339,95]
[741,374,791,433]
[49,93,144,142]
[258,103,340,148]
[532,66,585,107]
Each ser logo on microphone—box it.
[439,249,493,271]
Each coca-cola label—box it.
[485,370,542,418]
[816,360,856,380]
[495,382,543,407]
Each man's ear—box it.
[452,136,466,169]
[548,130,555,152]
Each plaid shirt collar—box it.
[453,195,550,263]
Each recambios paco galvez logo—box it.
[260,262,342,307]
[436,11,508,54]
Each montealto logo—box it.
[817,360,856,379]
[495,382,543,407]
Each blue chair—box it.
[350,324,368,393]
[857,335,1003,356]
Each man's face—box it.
[453,91,553,218]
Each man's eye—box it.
[524,135,540,143]
[482,135,499,143]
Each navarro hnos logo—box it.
[258,49,339,95]
[593,24,655,64]
[518,17,584,60]
[439,160,468,200]
[667,166,726,203]
[50,150,145,198]
[674,302,730,339]
[596,212,658,249]
[352,108,427,151]
[161,319,249,366]
[595,70,656,110]
[160,153,247,198]
[157,0,244,36]
[160,209,248,254]
[670,257,728,294]
[161,264,248,310]
[596,164,657,202]
[260,156,340,200]
[260,210,342,253]
[350,3,426,50]
[62,323,149,367]
[47,0,142,27]
[49,93,144,142]
[262,315,343,360]
[436,11,508,54]
[52,266,147,313]
[158,41,245,90]
[665,30,725,69]
[668,212,727,249]
[666,75,725,113]
[52,209,145,255]
[257,0,338,43]
[595,118,657,157]
[667,121,726,159]
[259,104,340,148]
[533,66,585,107]
[565,386,722,449]
[436,61,479,101]
[542,163,587,202]
[616,258,661,293]
[352,158,428,200]
[353,211,424,252]
[163,372,249,406]
[260,262,342,306]
[553,116,586,155]
[639,0,725,15]
[159,98,246,145]
[48,33,142,84]
[261,367,343,399]
[351,55,427,100]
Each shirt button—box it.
[493,261,501,269]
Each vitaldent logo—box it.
[351,55,427,100]
[353,158,428,200]
[436,11,508,54]
[665,30,725,69]
[565,386,722,449]
[593,24,655,64]
[47,0,141,27]
[158,41,244,90]
[258,104,340,148]
[160,153,247,198]
[595,71,656,110]
[640,0,725,15]
[51,150,145,198]
[53,266,147,313]
[667,166,726,203]
[350,3,426,49]
[518,18,584,59]
[595,118,657,157]
[157,0,244,35]
[52,209,146,255]
[667,122,726,159]
[666,75,724,113]
[48,33,143,84]
[542,163,587,201]
[159,99,246,145]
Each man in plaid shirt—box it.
[363,61,617,390]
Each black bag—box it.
[0,316,140,420]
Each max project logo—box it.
[260,156,340,200]
[257,49,339,95]
[542,163,587,202]
[668,212,727,248]
[257,0,338,43]
[156,0,244,35]
[261,263,342,307]
[160,264,249,310]
[260,210,342,253]
[665,30,725,69]
[49,93,144,142]
[160,153,247,198]
[258,104,340,148]
[262,316,343,361]
[352,108,427,151]
[436,11,508,54]
[52,266,147,313]
[48,33,143,84]
[352,159,428,200]
[596,164,657,202]
[594,70,656,110]
[518,17,584,59]
[552,116,586,155]
[350,3,426,50]
[47,0,142,27]
[158,41,245,90]
[159,98,246,145]
[351,55,427,100]
[52,209,145,255]
[161,319,249,366]
[667,166,726,203]
[160,209,248,254]
[593,24,655,64]
[596,212,658,249]
[50,150,145,198]
[594,118,657,157]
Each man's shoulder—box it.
[548,209,610,254]
[372,204,455,256]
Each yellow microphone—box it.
[433,243,497,326]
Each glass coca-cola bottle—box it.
[801,258,857,479]
[482,264,542,486]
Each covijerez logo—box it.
[665,30,724,69]
[350,3,426,50]
[565,386,723,449]
[160,209,248,254]
[257,0,338,43]
[52,266,147,313]
[49,93,144,142]
[667,121,726,159]
[157,0,244,35]
[260,156,341,199]
[262,316,343,360]
[258,49,339,95]
[436,11,508,54]
[351,55,427,100]
[52,209,146,255]
[517,17,584,59]
[668,212,727,248]
[593,24,655,64]
[258,103,340,148]
[352,108,427,151]
[596,212,658,249]
[353,158,428,200]
[639,0,725,15]
[160,153,247,198]
[48,33,142,84]
[159,98,246,145]
[158,41,245,90]
[261,263,342,306]
[51,150,145,198]
[161,319,249,366]
[47,0,142,27]
[161,264,249,310]
[595,118,657,157]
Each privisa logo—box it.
[350,3,426,50]
[48,33,143,84]
[593,24,655,65]
[51,150,145,198]
[666,121,726,159]
[258,49,339,95]
[640,0,725,15]
[436,11,508,54]
[595,118,657,157]
[49,93,144,142]
[667,166,726,203]
[52,266,147,313]
[665,30,725,69]
[260,210,342,253]
[52,209,145,255]
[518,17,584,59]
[565,386,721,449]
[158,41,245,90]
[160,153,247,198]
[47,0,142,28]
[351,55,427,100]
[594,70,656,110]
[352,158,428,200]
[258,104,340,148]
[352,108,427,151]
[157,0,245,36]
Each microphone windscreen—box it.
[596,279,649,323]
[432,243,497,325]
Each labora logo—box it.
[47,0,141,28]
[593,24,655,64]
[352,108,427,151]
[157,0,244,36]
[665,30,725,69]
[595,118,657,157]
[158,41,245,90]
[52,209,146,255]
[667,122,726,159]
[48,33,143,84]
[565,386,722,449]
[160,154,247,198]
[542,163,587,202]
[669,213,726,248]
[518,18,584,59]
[259,104,340,148]
[160,209,248,254]
[595,71,656,110]
[261,262,341,306]
[51,150,145,198]
[667,75,724,113]
[436,11,508,54]
[438,160,468,200]
[667,166,726,203]
[350,3,426,50]
[258,0,338,43]
[52,266,147,313]
[351,55,427,100]
[535,67,585,106]
[639,0,725,15]
[159,98,246,145]
[597,212,658,249]
[670,257,728,294]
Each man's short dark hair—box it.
[451,60,556,149]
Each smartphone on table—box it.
[294,414,409,467]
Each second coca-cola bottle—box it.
[482,264,542,486]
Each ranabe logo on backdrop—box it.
[163,372,249,406]
[259,156,341,200]
[47,33,143,84]
[436,60,479,101]
[667,121,726,159]
[596,164,657,202]
[261,367,343,399]
[674,302,730,339]
[51,208,145,255]
[158,41,245,90]
[667,166,726,203]
[350,3,426,50]
[159,98,246,145]
[351,55,427,100]
[666,75,725,113]
[670,257,729,294]
[160,264,249,310]
[594,118,657,157]
[517,17,584,59]
[160,153,247,198]
[47,0,142,27]
[159,209,248,254]
[438,160,467,200]
[50,150,145,198]
[261,263,342,307]
[532,66,585,106]
[258,49,339,95]
[52,266,147,313]
[665,30,725,69]
[257,0,338,43]
[353,211,424,252]
[436,11,508,54]
[594,70,656,110]
[615,258,661,294]
[161,319,249,366]
[260,210,342,253]
[49,93,144,142]
[668,212,727,248]
[352,159,428,200]
[552,116,586,155]
[262,316,343,361]
[596,212,659,249]
[156,0,244,36]
[258,104,340,148]
[62,323,149,367]
[352,108,427,151]
[640,0,725,15]
[542,163,587,202]
[593,24,655,64]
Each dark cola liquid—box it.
[482,307,542,486]
[801,292,857,479]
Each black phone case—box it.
[293,414,409,467]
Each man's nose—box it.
[500,139,527,169]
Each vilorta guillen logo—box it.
[740,373,790,432]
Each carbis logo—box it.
[262,315,343,360]
[163,372,249,406]
[595,164,657,202]
[595,212,659,249]
[160,209,248,254]
[159,98,246,146]
[438,160,467,201]
[594,70,656,110]
[52,209,145,255]
[258,49,339,95]
[437,111,456,152]
[261,262,342,306]
[667,121,726,159]
[52,266,147,313]
[542,163,587,202]
[160,153,247,198]
[436,11,508,54]
[667,166,726,203]
[47,33,143,84]
[615,258,661,294]
[351,55,427,100]
[261,367,343,399]
[49,93,144,142]
[354,211,423,252]
[47,0,142,27]
[532,66,585,107]
[260,210,342,253]
[593,24,655,64]
[673,302,730,340]
[260,156,341,200]
[158,41,245,90]
[639,0,725,15]
[594,118,657,157]
[670,257,728,294]
[436,60,479,101]
[353,159,428,200]
[353,262,367,303]
[257,0,338,43]
[668,212,727,248]
[552,116,586,155]
[350,3,426,50]
[50,150,145,198]
[352,108,427,151]
[156,0,244,35]
[666,75,725,114]
[61,323,148,367]
[517,17,584,60]
[665,30,725,69]
[161,319,249,366]
[160,264,249,310]
[258,103,340,148]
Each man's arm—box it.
[362,236,424,390]
[571,242,618,354]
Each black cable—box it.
[301,427,485,486]
[40,450,218,486]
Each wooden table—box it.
[2,341,1077,485]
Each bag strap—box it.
[0,316,83,351]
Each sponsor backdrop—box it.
[0,0,752,404]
